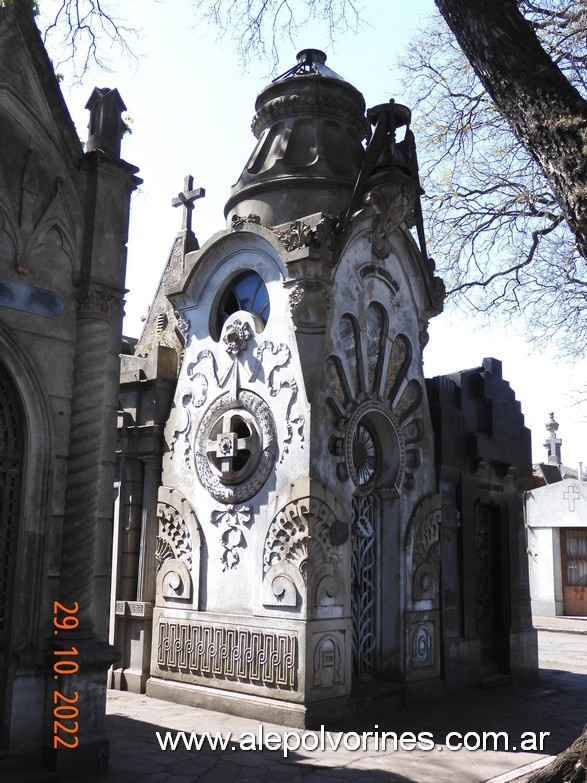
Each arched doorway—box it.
[349,409,402,682]
[0,367,24,745]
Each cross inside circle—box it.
[206,411,260,482]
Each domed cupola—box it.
[225,49,368,228]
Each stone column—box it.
[136,457,161,602]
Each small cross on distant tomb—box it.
[563,485,580,512]
[172,174,205,232]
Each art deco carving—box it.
[351,493,378,678]
[405,612,439,680]
[326,307,424,491]
[157,560,193,601]
[404,495,441,603]
[210,504,252,571]
[412,622,433,668]
[262,497,345,609]
[156,490,200,608]
[156,502,193,569]
[313,634,344,688]
[195,391,277,503]
[156,619,297,689]
[252,341,305,460]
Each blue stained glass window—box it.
[218,271,270,331]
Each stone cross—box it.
[207,412,252,477]
[563,485,580,512]
[172,174,205,232]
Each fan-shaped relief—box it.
[326,306,424,491]
[156,488,201,608]
[404,494,442,605]
[261,498,346,611]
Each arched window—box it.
[218,271,270,333]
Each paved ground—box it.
[8,618,587,783]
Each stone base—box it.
[109,666,149,694]
[146,677,355,729]
[509,626,539,681]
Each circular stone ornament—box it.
[343,400,405,493]
[195,391,277,503]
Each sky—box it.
[40,0,587,469]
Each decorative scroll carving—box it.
[156,490,200,608]
[262,497,345,609]
[210,505,252,571]
[230,214,261,230]
[158,560,193,601]
[405,611,439,681]
[170,392,196,467]
[252,341,305,460]
[351,493,378,678]
[273,215,339,253]
[156,619,297,689]
[263,498,342,576]
[404,494,441,603]
[412,622,433,667]
[313,634,344,688]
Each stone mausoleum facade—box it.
[112,50,538,726]
[0,1,140,776]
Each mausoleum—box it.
[112,49,538,726]
[0,0,139,775]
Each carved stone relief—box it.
[156,619,297,689]
[156,490,200,607]
[210,504,252,571]
[404,494,442,604]
[262,497,346,610]
[0,128,77,275]
[405,611,439,681]
[313,633,344,688]
[326,309,424,492]
[251,341,305,460]
[195,390,276,503]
